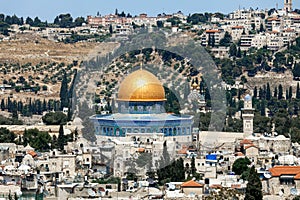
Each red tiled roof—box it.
[206,30,220,33]
[181,180,204,187]
[178,148,187,154]
[240,139,253,145]
[269,166,300,179]
[232,26,244,29]
[267,17,279,21]
[284,28,295,32]
[235,152,244,157]
[210,184,222,189]
[231,184,241,189]
[28,151,37,157]
[245,144,258,150]
[178,145,188,154]
[137,148,145,153]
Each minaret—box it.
[284,0,292,13]
[242,94,255,138]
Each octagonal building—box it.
[90,69,194,143]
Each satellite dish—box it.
[87,189,96,197]
[291,188,298,196]
[168,184,176,190]
[264,172,272,179]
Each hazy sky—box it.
[1,0,299,21]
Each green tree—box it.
[57,124,65,151]
[23,129,51,151]
[236,47,242,58]
[0,127,16,143]
[25,17,34,26]
[274,86,278,98]
[289,86,293,100]
[42,111,67,125]
[57,14,73,28]
[0,99,5,111]
[229,43,237,57]
[54,16,59,25]
[245,166,263,200]
[260,100,266,116]
[219,31,232,47]
[159,141,171,168]
[60,71,69,109]
[109,24,113,34]
[232,157,250,175]
[33,17,42,26]
[74,17,86,26]
[297,83,300,99]
[32,131,51,151]
[191,156,196,176]
[278,84,283,100]
[293,63,300,78]
[266,83,271,100]
[253,87,257,98]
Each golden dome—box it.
[118,69,166,102]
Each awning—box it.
[280,175,295,179]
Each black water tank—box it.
[205,178,209,185]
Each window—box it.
[106,185,112,189]
[63,161,69,168]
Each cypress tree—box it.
[266,83,271,100]
[176,158,185,181]
[289,86,293,100]
[57,124,65,151]
[28,98,32,116]
[261,100,266,116]
[37,100,42,115]
[286,89,289,100]
[0,99,5,111]
[258,87,263,99]
[42,99,47,111]
[229,43,237,57]
[297,83,300,99]
[7,97,12,112]
[191,156,196,176]
[60,71,69,110]
[159,141,170,169]
[17,101,23,112]
[245,166,263,200]
[12,100,18,119]
[278,84,283,100]
[51,135,58,149]
[237,47,242,58]
[253,87,257,99]
[109,24,113,34]
[274,86,278,98]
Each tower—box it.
[284,0,292,13]
[242,94,255,138]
